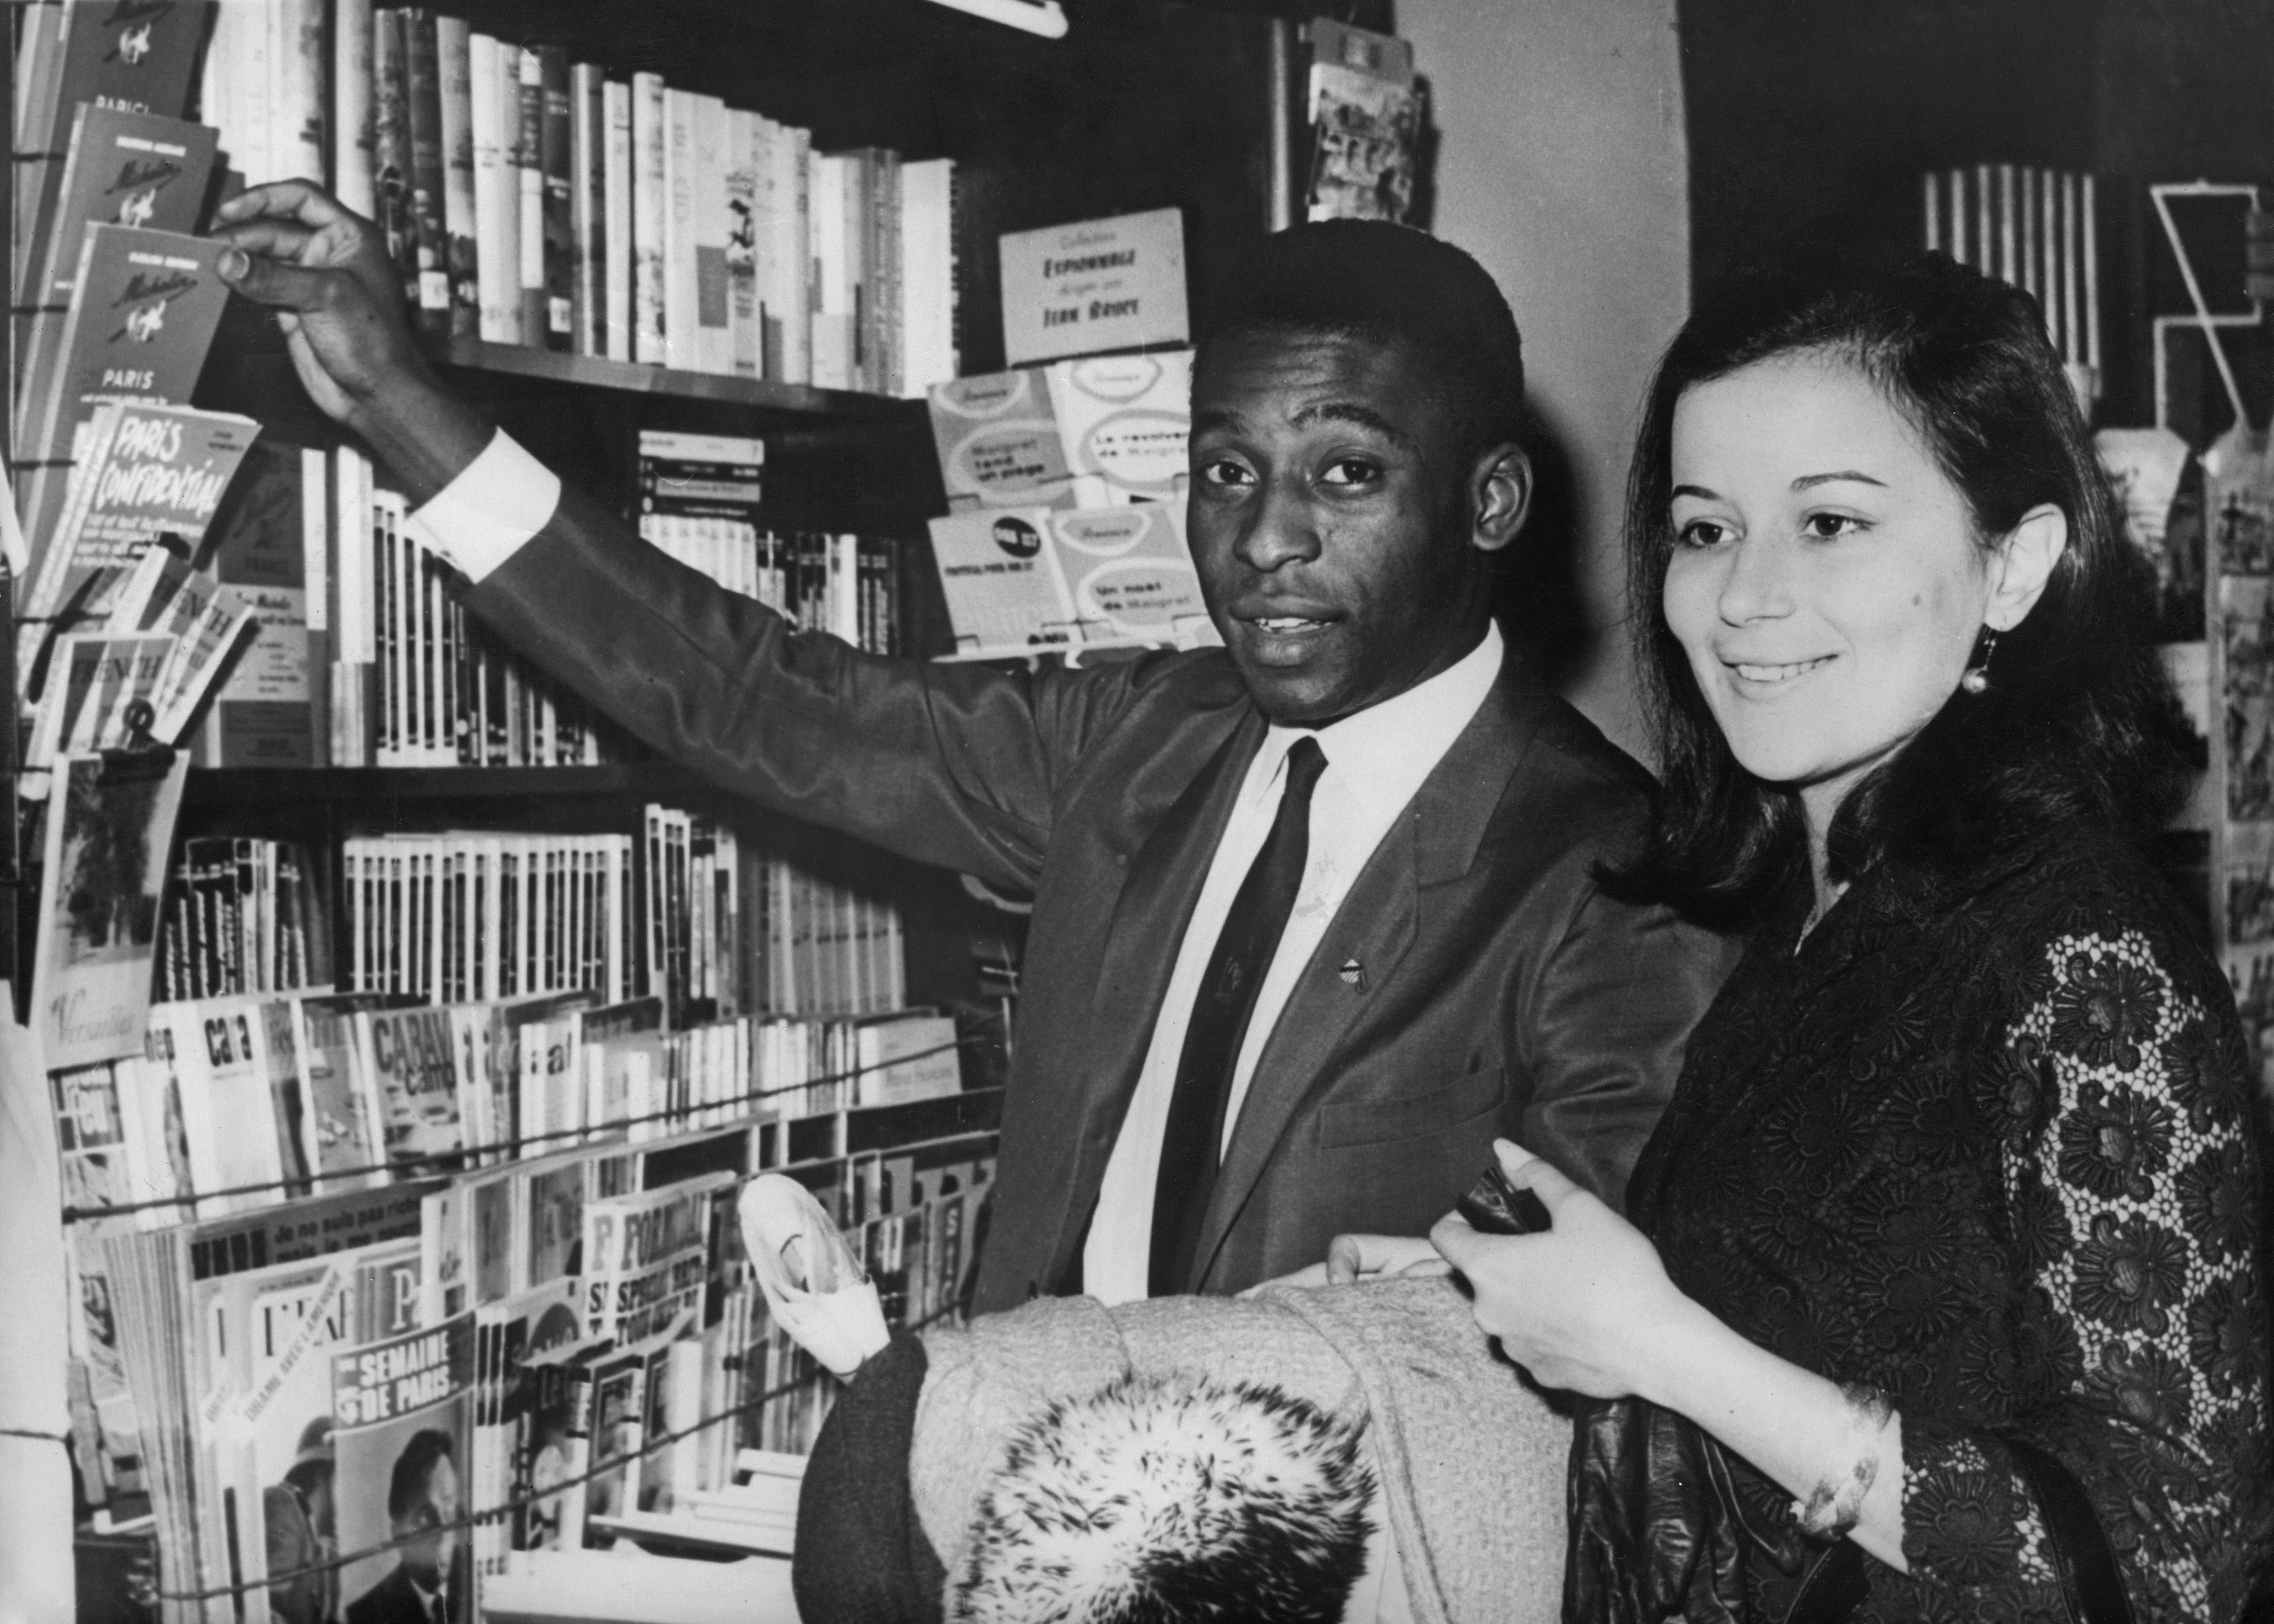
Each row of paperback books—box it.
[332,445,626,770]
[84,1089,993,1623]
[331,808,908,1026]
[52,994,974,1518]
[636,429,909,656]
[158,837,333,1003]
[194,1,962,394]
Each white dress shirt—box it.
[1080,622,1505,1305]
[415,428,1493,1334]
[405,430,561,580]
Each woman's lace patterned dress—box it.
[1624,818,2273,1621]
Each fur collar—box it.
[948,1372,1375,1623]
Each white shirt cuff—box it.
[404,429,562,583]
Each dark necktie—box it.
[1149,735,1328,1296]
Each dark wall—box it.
[1678,0,2274,429]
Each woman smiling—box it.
[1433,255,2273,1621]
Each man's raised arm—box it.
[211,182,1100,893]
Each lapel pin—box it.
[1339,958,1366,989]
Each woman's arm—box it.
[1885,919,2271,1616]
[1431,1144,1911,1570]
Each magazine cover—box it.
[32,747,189,1070]
[359,1006,466,1172]
[510,1326,605,1557]
[579,1176,727,1345]
[331,1313,474,1624]
[1305,56,1421,224]
[203,1238,418,1624]
[2224,574,2274,822]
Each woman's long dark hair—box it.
[1605,254,2197,930]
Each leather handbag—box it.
[1780,1433,2135,1624]
[1567,1396,2136,1624]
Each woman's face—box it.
[1663,354,1997,824]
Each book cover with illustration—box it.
[19,227,234,591]
[24,631,171,771]
[927,503,1215,657]
[32,747,189,1070]
[189,438,328,768]
[27,400,259,621]
[331,1312,474,1624]
[929,351,1190,512]
[16,107,219,447]
[14,0,214,298]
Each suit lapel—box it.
[1189,677,1549,1285]
[1076,709,1269,1148]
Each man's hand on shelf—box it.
[210,182,491,502]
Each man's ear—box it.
[1470,442,1531,555]
[1986,503,2068,630]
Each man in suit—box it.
[211,185,1732,1311]
[344,1429,463,1624]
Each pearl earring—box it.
[1960,628,1999,696]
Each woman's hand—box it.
[1242,1232,1451,1293]
[1429,1140,1698,1401]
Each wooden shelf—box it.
[181,762,719,806]
[428,335,911,419]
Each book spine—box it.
[403,8,452,333]
[278,0,328,184]
[436,15,480,338]
[333,0,376,215]
[571,64,605,357]
[517,47,545,345]
[371,9,417,310]
[538,45,574,351]
[693,95,732,376]
[663,88,698,372]
[726,109,760,379]
[878,149,903,396]
[302,448,331,770]
[631,73,667,365]
[493,36,526,344]
[810,152,846,389]
[751,115,781,381]
[603,80,634,363]
[468,34,508,342]
[788,126,813,386]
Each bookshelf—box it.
[10,1,1336,1616]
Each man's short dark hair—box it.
[387,1428,455,1522]
[1202,220,1526,461]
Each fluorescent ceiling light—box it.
[920,0,1069,38]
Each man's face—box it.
[395,1453,460,1590]
[1187,327,1501,725]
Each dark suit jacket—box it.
[343,1563,445,1624]
[464,480,1737,1312]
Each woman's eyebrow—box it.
[1792,470,1888,490]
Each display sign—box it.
[998,207,1189,366]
